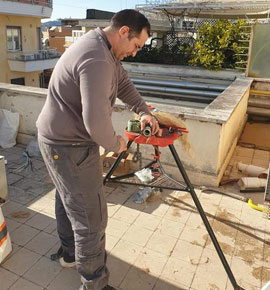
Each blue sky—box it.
[44,0,147,22]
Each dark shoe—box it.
[79,285,116,290]
[50,246,63,261]
[102,286,116,290]
[51,246,76,268]
[59,250,76,268]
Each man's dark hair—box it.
[111,9,151,38]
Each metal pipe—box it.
[135,84,219,97]
[140,96,208,109]
[131,78,227,91]
[140,91,215,103]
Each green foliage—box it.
[189,19,248,70]
[124,40,192,66]
[125,20,248,70]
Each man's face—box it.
[115,26,149,60]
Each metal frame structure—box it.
[137,1,270,19]
[104,140,244,290]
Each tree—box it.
[189,19,247,70]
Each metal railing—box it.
[8,49,61,61]
[3,0,52,8]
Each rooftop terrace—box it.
[0,144,270,290]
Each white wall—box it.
[0,75,252,186]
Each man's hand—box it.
[117,135,127,153]
[140,114,160,136]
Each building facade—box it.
[0,0,60,87]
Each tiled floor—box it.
[1,145,270,290]
[223,146,270,180]
[221,145,270,205]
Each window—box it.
[6,26,22,51]
[182,21,194,30]
[10,78,25,86]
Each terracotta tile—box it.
[199,191,222,206]
[219,196,244,212]
[0,267,19,290]
[6,205,37,223]
[122,224,153,246]
[233,240,264,265]
[153,278,188,290]
[107,202,121,218]
[113,206,140,224]
[171,239,204,265]
[106,188,133,205]
[134,212,161,231]
[1,201,23,216]
[253,150,270,160]
[191,248,229,290]
[236,147,254,158]
[261,266,270,287]
[43,220,57,235]
[25,213,55,231]
[163,205,191,224]
[2,247,41,276]
[106,234,119,252]
[107,255,131,288]
[143,202,170,218]
[134,248,168,276]
[179,225,209,248]
[230,257,262,289]
[251,158,269,169]
[24,232,58,255]
[120,267,157,290]
[47,268,81,290]
[233,156,253,166]
[5,217,21,233]
[146,231,177,256]
[23,256,62,287]
[106,218,130,238]
[157,218,185,238]
[9,224,40,246]
[161,256,196,288]
[110,240,142,265]
[8,277,44,290]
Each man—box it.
[36,9,159,290]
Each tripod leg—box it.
[169,144,243,290]
[103,140,133,185]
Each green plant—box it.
[189,19,247,70]
[124,40,192,65]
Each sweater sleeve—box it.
[117,64,151,116]
[78,59,120,152]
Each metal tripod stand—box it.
[103,140,244,290]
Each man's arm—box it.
[117,64,150,115]
[78,60,121,152]
[117,64,160,134]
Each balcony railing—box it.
[3,0,52,8]
[8,49,61,62]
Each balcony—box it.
[65,30,85,46]
[0,0,53,18]
[8,49,61,72]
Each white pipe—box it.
[238,162,268,178]
[238,177,267,189]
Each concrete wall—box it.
[49,37,66,54]
[0,84,45,144]
[46,27,74,54]
[205,78,252,182]
[0,74,252,186]
[0,14,41,86]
